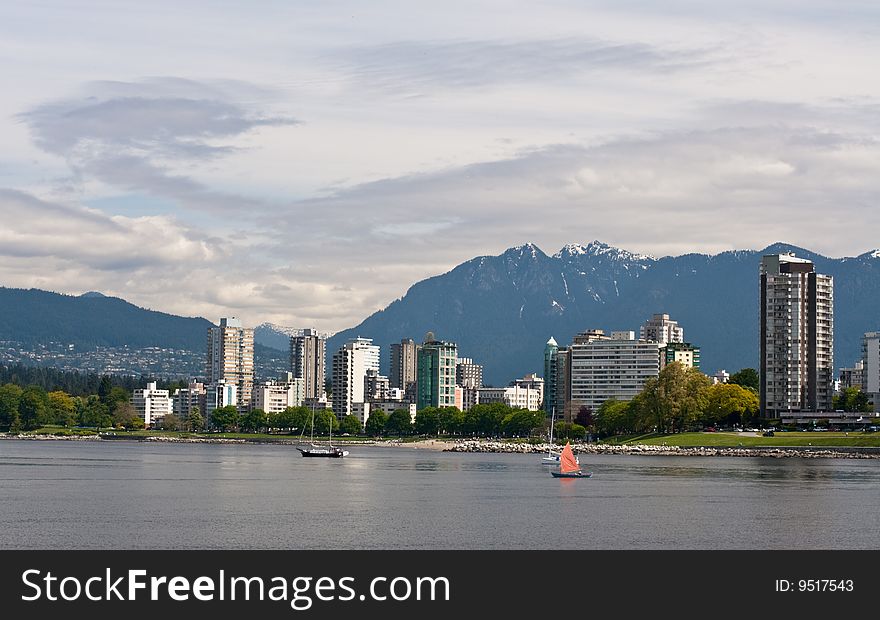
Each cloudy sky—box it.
[2,1,879,332]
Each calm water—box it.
[1,439,879,550]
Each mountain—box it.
[0,288,288,380]
[254,323,298,352]
[0,287,213,350]
[327,241,880,385]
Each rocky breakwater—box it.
[445,440,880,459]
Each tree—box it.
[187,406,205,431]
[275,406,310,433]
[729,368,759,392]
[438,406,464,436]
[385,409,413,436]
[315,409,339,435]
[501,408,544,437]
[0,383,24,431]
[211,406,240,432]
[833,387,873,413]
[48,391,76,427]
[240,409,268,433]
[640,363,711,433]
[365,409,388,436]
[341,414,363,435]
[414,407,440,435]
[155,414,177,431]
[97,375,113,405]
[77,395,111,429]
[18,386,50,431]
[596,398,633,436]
[703,383,760,426]
[112,401,143,430]
[575,406,594,429]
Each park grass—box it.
[630,431,880,448]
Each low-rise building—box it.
[131,381,172,427]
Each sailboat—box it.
[550,442,592,478]
[298,408,349,458]
[542,408,579,465]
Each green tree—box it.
[501,408,544,437]
[275,406,310,433]
[703,383,760,426]
[48,390,76,427]
[315,409,339,435]
[240,409,268,433]
[187,406,205,431]
[415,407,440,435]
[0,383,24,431]
[729,368,760,392]
[97,375,113,405]
[19,386,50,431]
[211,406,240,432]
[640,363,711,433]
[385,409,413,435]
[438,406,464,435]
[341,414,363,435]
[833,387,873,413]
[78,395,111,429]
[596,398,633,436]
[365,409,388,436]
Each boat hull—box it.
[551,471,592,478]
[298,448,349,458]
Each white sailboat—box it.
[542,408,578,465]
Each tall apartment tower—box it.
[206,317,254,410]
[455,357,483,389]
[760,253,834,416]
[390,338,419,392]
[543,337,559,415]
[290,329,326,401]
[331,337,380,418]
[860,332,880,411]
[416,333,458,409]
[640,313,684,345]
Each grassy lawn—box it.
[628,431,880,448]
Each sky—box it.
[2,1,879,332]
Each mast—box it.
[548,407,555,457]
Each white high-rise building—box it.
[640,314,684,345]
[131,381,172,427]
[760,254,834,416]
[207,317,254,410]
[567,329,661,411]
[252,373,305,413]
[331,337,380,418]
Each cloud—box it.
[323,36,720,94]
[17,77,298,212]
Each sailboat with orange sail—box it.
[550,442,592,478]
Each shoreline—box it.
[3,433,880,458]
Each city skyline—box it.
[1,2,879,333]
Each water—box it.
[2,439,879,549]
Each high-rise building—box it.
[290,329,326,401]
[252,372,305,413]
[839,359,865,391]
[331,337,380,418]
[131,381,172,427]
[364,368,391,402]
[543,337,559,415]
[640,313,684,345]
[172,381,206,418]
[390,338,419,396]
[511,373,545,406]
[567,329,661,414]
[206,317,254,410]
[416,333,458,409]
[861,332,880,410]
[760,253,834,416]
[660,343,701,370]
[455,357,483,389]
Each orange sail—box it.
[559,442,579,474]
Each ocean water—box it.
[1,439,879,550]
